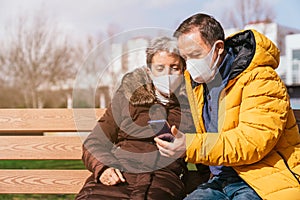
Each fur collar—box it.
[117,67,187,106]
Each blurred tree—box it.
[222,0,276,29]
[72,24,121,108]
[0,13,78,108]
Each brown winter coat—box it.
[75,67,203,200]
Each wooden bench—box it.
[0,108,105,194]
[0,108,299,194]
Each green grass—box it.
[187,162,197,171]
[0,160,85,169]
[0,160,85,200]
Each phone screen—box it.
[148,119,171,136]
[148,120,174,142]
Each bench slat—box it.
[0,136,85,160]
[0,170,90,194]
[0,109,105,133]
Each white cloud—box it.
[0,0,299,39]
[144,0,177,8]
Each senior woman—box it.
[75,36,205,200]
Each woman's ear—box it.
[146,66,152,75]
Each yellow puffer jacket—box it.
[185,29,300,200]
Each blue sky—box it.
[0,0,299,38]
[273,0,300,28]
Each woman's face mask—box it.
[150,74,183,97]
[148,51,183,97]
[186,43,220,83]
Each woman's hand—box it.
[154,125,186,158]
[99,167,126,186]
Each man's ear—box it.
[215,40,225,55]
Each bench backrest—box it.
[0,108,299,194]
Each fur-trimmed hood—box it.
[117,67,188,106]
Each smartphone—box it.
[148,119,171,135]
[148,119,174,142]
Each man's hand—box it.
[154,125,186,158]
[99,167,125,186]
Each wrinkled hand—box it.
[99,167,125,186]
[154,126,186,158]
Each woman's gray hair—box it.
[146,36,184,68]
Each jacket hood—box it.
[117,67,187,106]
[225,29,280,80]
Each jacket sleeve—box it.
[82,92,123,182]
[185,67,290,166]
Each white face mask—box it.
[151,74,183,97]
[186,44,220,83]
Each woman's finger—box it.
[99,168,116,185]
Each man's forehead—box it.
[178,33,203,52]
[178,31,198,42]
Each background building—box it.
[240,22,300,85]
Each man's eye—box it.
[190,53,202,59]
[186,52,202,59]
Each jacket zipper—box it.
[277,151,300,184]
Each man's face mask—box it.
[186,43,220,83]
[151,74,183,97]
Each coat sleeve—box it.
[185,67,290,166]
[82,92,124,182]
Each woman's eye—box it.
[154,65,164,71]
[171,65,180,71]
